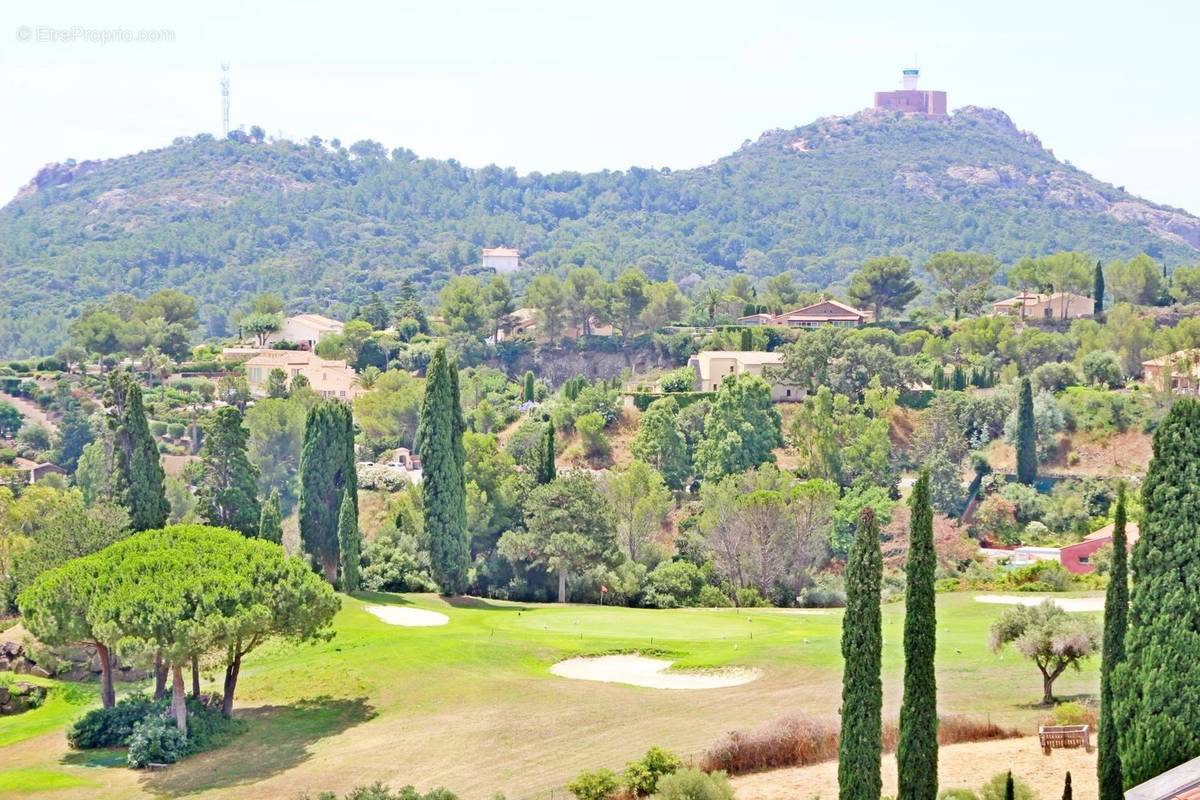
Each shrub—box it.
[567,768,620,800]
[297,784,463,800]
[1048,700,1097,728]
[1001,560,1072,592]
[68,694,156,749]
[696,585,732,607]
[655,769,734,800]
[797,573,846,608]
[660,367,697,393]
[643,562,704,609]
[575,412,610,459]
[979,772,1035,800]
[149,420,168,436]
[937,791,979,800]
[735,587,769,608]
[623,747,683,796]
[127,715,188,768]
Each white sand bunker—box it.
[551,654,758,690]
[365,605,450,627]
[974,594,1104,612]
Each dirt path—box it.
[732,735,1095,799]
[1,391,58,433]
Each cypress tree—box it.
[1005,772,1015,800]
[195,407,261,536]
[1115,400,1200,786]
[1015,377,1037,485]
[952,364,966,391]
[418,345,469,594]
[898,471,937,800]
[106,371,169,531]
[1093,260,1105,317]
[537,414,557,485]
[258,490,283,544]
[739,328,753,351]
[1097,485,1128,800]
[838,506,883,800]
[523,370,536,403]
[932,364,945,391]
[299,401,356,583]
[337,491,361,592]
[1062,771,1073,800]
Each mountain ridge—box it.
[1,105,1197,358]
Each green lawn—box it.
[0,591,1102,800]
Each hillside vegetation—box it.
[1,107,1197,357]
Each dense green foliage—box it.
[898,472,937,800]
[258,490,283,544]
[1115,400,1200,787]
[106,372,169,531]
[693,374,782,480]
[838,507,883,800]
[1015,378,1037,485]
[300,401,357,583]
[418,346,469,594]
[195,407,261,536]
[2,108,1194,357]
[1097,486,1127,800]
[338,491,361,593]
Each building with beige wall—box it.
[992,292,1093,321]
[1143,349,1200,393]
[688,350,802,401]
[244,350,364,402]
[266,314,345,350]
[737,299,872,329]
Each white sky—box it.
[1,0,1197,214]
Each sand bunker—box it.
[974,594,1104,612]
[365,605,450,627]
[550,654,758,689]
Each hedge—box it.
[631,391,715,412]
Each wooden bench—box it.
[1039,724,1091,755]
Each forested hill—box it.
[1,105,1198,357]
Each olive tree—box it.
[989,601,1099,704]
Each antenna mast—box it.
[220,62,230,137]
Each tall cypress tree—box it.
[1005,772,1015,800]
[338,491,361,593]
[1093,260,1105,317]
[1097,485,1128,800]
[1062,771,1073,800]
[523,370,536,403]
[898,471,937,800]
[1115,400,1200,787]
[536,413,557,485]
[195,407,261,536]
[1015,377,1037,485]
[418,346,469,594]
[106,371,169,531]
[258,490,283,544]
[299,401,356,583]
[838,506,883,800]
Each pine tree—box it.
[1062,771,1073,800]
[258,490,283,544]
[418,345,469,594]
[537,414,557,485]
[1015,377,1037,485]
[1093,260,1105,317]
[195,407,261,536]
[299,401,357,583]
[1115,400,1200,787]
[337,491,361,593]
[106,371,169,531]
[523,370,536,403]
[1097,485,1128,800]
[838,506,883,800]
[898,471,937,800]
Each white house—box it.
[688,350,803,402]
[482,247,521,274]
[267,314,345,350]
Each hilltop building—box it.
[244,350,364,402]
[482,247,521,274]
[266,314,345,350]
[688,350,803,401]
[738,299,873,329]
[874,67,947,116]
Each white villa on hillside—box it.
[688,350,802,401]
[738,299,873,329]
[244,350,364,401]
[482,247,521,274]
[991,292,1093,321]
[266,314,345,350]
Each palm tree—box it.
[355,366,382,390]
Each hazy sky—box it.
[2,0,1197,213]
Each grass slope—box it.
[0,592,1101,800]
